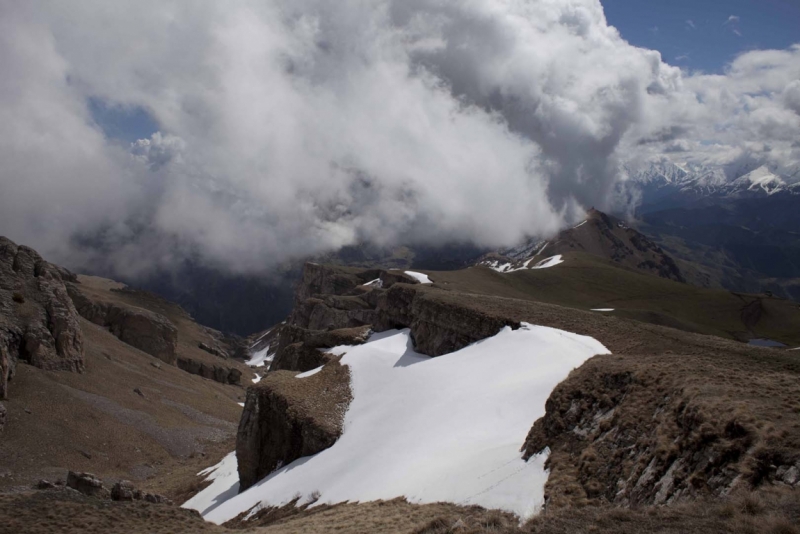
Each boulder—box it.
[0,236,84,399]
[236,361,352,491]
[66,471,108,497]
[111,480,135,501]
[67,287,177,365]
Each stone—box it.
[0,236,84,399]
[111,480,135,501]
[66,471,108,497]
[36,479,55,489]
[782,465,799,486]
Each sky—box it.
[0,0,798,278]
[603,0,800,72]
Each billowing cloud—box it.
[0,1,798,277]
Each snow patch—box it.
[531,255,563,269]
[237,402,245,407]
[591,308,615,312]
[573,220,587,229]
[194,324,609,524]
[296,366,323,378]
[247,344,276,368]
[182,452,240,516]
[364,278,383,288]
[252,373,262,384]
[405,271,432,284]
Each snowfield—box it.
[405,271,432,284]
[531,255,563,269]
[186,324,609,524]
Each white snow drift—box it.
[531,255,564,269]
[185,323,609,523]
[405,271,432,284]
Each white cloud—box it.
[0,1,798,276]
[685,20,696,30]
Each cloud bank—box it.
[0,0,798,276]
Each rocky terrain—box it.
[3,236,800,533]
[0,236,84,400]
[0,236,257,504]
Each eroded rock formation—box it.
[237,360,352,491]
[0,236,84,399]
[176,357,242,385]
[67,286,177,365]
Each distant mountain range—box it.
[626,160,800,214]
[625,160,800,301]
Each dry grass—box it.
[524,487,800,534]
[0,314,243,494]
[4,487,798,534]
[430,251,800,346]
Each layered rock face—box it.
[67,286,177,365]
[286,263,517,358]
[521,349,800,508]
[236,262,521,491]
[0,237,84,399]
[176,357,242,385]
[237,361,352,491]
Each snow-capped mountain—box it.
[626,161,800,203]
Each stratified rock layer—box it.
[67,286,177,365]
[237,361,351,491]
[0,236,84,399]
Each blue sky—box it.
[602,0,800,72]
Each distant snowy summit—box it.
[625,160,800,202]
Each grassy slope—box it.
[426,252,800,346]
[0,275,256,497]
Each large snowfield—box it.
[184,324,609,524]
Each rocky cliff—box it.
[237,360,351,491]
[0,236,84,399]
[67,285,178,365]
[237,260,800,510]
[236,263,526,490]
[522,347,800,509]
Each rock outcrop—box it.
[269,324,371,373]
[0,402,6,432]
[176,357,242,385]
[66,471,108,497]
[0,236,84,399]
[237,360,352,491]
[67,286,177,365]
[285,263,517,358]
[235,263,523,491]
[521,349,800,509]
